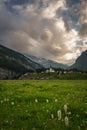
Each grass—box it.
[0,80,87,130]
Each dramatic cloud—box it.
[0,0,87,64]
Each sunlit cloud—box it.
[0,0,87,64]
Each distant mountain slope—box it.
[0,44,43,74]
[25,54,68,69]
[71,50,87,71]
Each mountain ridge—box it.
[25,54,68,69]
[71,50,87,71]
[0,44,43,79]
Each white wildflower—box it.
[51,114,54,119]
[64,104,68,114]
[57,110,62,120]
[46,109,49,112]
[11,102,14,105]
[54,99,58,103]
[4,98,7,102]
[35,99,38,103]
[46,99,49,103]
[1,100,3,103]
[26,110,28,113]
[65,116,69,126]
[6,98,9,102]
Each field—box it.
[0,80,87,130]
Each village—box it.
[19,66,87,80]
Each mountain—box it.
[71,50,87,71]
[25,54,68,69]
[0,44,43,79]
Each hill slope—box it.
[0,44,43,77]
[71,50,87,71]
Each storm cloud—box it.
[0,0,87,64]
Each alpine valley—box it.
[0,44,87,79]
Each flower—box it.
[1,100,3,103]
[54,99,58,103]
[65,116,69,126]
[35,99,38,103]
[46,109,49,112]
[51,114,54,119]
[11,102,14,105]
[64,104,68,114]
[7,98,9,102]
[57,110,62,120]
[26,110,28,113]
[4,98,7,102]
[46,99,49,103]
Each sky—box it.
[0,0,87,64]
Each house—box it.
[49,67,55,72]
[46,67,55,73]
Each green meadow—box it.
[0,80,87,130]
